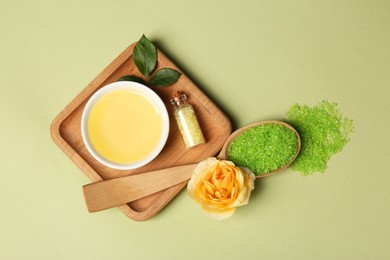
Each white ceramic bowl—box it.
[81,81,169,170]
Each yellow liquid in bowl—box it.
[87,89,164,164]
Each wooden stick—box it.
[83,164,197,213]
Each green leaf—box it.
[116,75,145,84]
[133,35,157,77]
[149,68,182,87]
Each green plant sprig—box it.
[117,35,181,87]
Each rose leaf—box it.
[116,75,146,84]
[133,34,157,77]
[149,68,182,87]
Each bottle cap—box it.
[170,91,187,106]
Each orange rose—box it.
[187,157,255,220]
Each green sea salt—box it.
[227,123,299,176]
[286,100,353,176]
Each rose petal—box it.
[202,206,236,221]
[203,180,215,195]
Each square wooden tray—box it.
[50,42,232,221]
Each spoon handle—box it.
[82,164,197,213]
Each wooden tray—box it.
[50,42,232,221]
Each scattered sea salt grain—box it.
[286,100,353,176]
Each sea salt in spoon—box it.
[83,120,301,213]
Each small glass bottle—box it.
[170,92,205,148]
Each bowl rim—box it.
[80,81,170,170]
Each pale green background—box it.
[1,0,389,259]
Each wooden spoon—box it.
[83,120,301,213]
